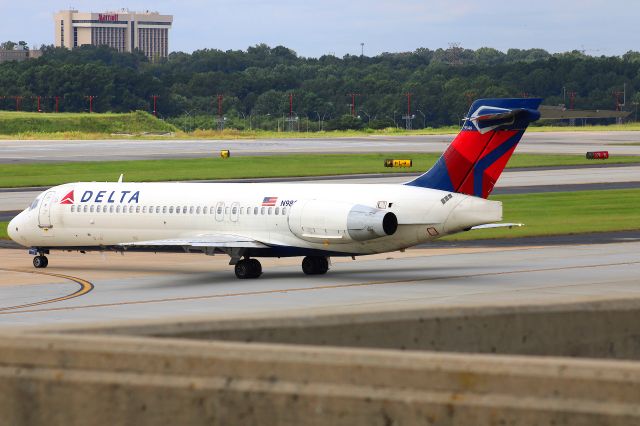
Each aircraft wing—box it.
[117,234,269,249]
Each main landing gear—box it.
[234,258,262,279]
[302,256,329,275]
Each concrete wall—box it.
[1,333,640,425]
[65,298,640,360]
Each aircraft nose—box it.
[7,214,20,242]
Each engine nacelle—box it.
[288,200,398,244]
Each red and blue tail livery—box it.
[406,98,542,198]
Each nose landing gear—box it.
[33,255,49,269]
[29,248,49,269]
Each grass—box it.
[0,153,638,188]
[0,110,177,135]
[1,190,638,241]
[446,188,640,240]
[0,109,639,140]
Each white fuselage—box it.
[8,181,502,256]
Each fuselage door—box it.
[38,191,56,228]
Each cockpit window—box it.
[29,198,40,211]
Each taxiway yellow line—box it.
[0,268,94,312]
[0,260,637,315]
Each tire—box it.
[248,259,262,278]
[33,256,48,269]
[234,260,250,279]
[302,256,329,275]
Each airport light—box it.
[416,109,426,129]
[358,110,371,126]
[85,95,96,113]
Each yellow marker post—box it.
[384,159,412,168]
[220,150,231,159]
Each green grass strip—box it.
[447,188,640,240]
[0,222,8,240]
[0,153,638,188]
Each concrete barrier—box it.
[6,298,640,424]
[1,333,640,425]
[60,298,640,360]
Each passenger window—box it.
[190,206,194,214]
[129,206,134,213]
[136,206,141,213]
[261,207,265,215]
[282,207,287,215]
[116,205,121,213]
[90,205,94,213]
[217,206,222,214]
[97,205,102,213]
[169,206,174,213]
[71,205,75,212]
[275,207,280,215]
[196,206,201,214]
[183,206,187,214]
[110,206,114,213]
[143,206,147,213]
[84,205,88,213]
[232,207,237,215]
[268,207,272,215]
[254,207,259,215]
[247,208,251,216]
[240,207,244,215]
[162,206,166,214]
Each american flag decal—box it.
[262,197,278,206]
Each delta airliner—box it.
[8,98,542,279]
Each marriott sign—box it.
[98,13,119,22]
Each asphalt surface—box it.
[1,132,640,163]
[0,238,638,327]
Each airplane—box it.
[8,98,542,279]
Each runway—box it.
[2,131,640,163]
[0,235,639,328]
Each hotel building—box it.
[54,9,173,61]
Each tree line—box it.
[1,42,639,129]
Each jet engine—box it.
[288,200,397,244]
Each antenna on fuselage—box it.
[118,174,124,183]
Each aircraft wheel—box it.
[33,255,48,269]
[235,259,262,279]
[248,259,262,278]
[302,256,329,275]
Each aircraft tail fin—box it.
[405,98,542,198]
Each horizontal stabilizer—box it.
[470,223,524,230]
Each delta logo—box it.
[59,190,141,204]
[60,190,74,205]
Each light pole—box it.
[416,109,426,129]
[358,110,371,127]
